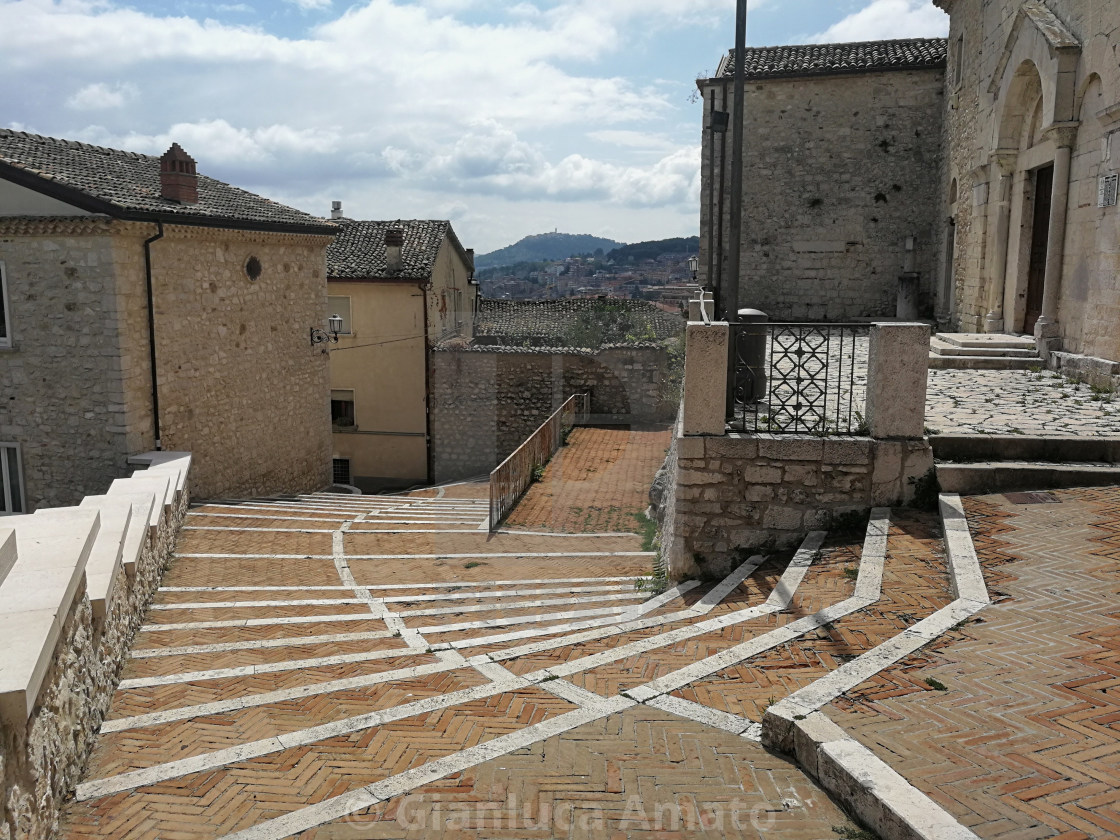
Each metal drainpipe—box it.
[143,222,165,450]
[421,283,433,485]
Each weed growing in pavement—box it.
[907,468,940,511]
[843,567,859,581]
[833,826,878,840]
[530,463,546,483]
[632,512,658,550]
[925,677,948,691]
[1027,364,1042,373]
[829,508,870,536]
[464,561,485,569]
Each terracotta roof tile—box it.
[326,219,451,280]
[716,37,947,80]
[0,129,334,233]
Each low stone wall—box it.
[0,454,189,840]
[429,344,676,483]
[1049,349,1120,392]
[665,429,933,578]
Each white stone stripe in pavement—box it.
[184,527,336,533]
[159,576,638,592]
[77,678,531,801]
[99,653,466,734]
[215,696,637,840]
[152,585,635,610]
[645,694,761,740]
[130,630,397,659]
[119,646,427,689]
[396,592,644,618]
[187,513,351,523]
[175,551,657,560]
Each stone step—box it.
[929,336,1039,358]
[935,460,1120,495]
[928,353,1040,370]
[936,332,1037,351]
[931,434,1120,464]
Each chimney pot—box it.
[159,143,198,204]
[385,227,404,273]
[331,200,343,220]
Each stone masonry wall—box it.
[667,431,933,579]
[699,67,945,320]
[0,470,187,840]
[146,225,333,499]
[0,219,145,510]
[429,345,674,483]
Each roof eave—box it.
[0,160,337,237]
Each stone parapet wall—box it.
[0,454,188,840]
[666,431,933,578]
[429,345,675,484]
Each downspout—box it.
[421,284,434,486]
[143,222,165,450]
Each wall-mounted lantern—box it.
[310,314,344,347]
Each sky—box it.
[0,0,949,253]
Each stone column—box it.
[865,322,930,440]
[984,151,1017,333]
[682,321,729,436]
[1036,123,1079,344]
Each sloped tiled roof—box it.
[326,219,461,280]
[0,129,335,233]
[715,37,947,80]
[474,298,683,350]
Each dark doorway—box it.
[1024,164,1053,334]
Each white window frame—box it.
[0,262,11,349]
[327,295,353,335]
[0,443,26,515]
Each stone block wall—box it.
[429,345,675,483]
[666,432,933,578]
[0,218,334,509]
[699,67,945,320]
[0,461,188,840]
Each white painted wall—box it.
[0,179,92,216]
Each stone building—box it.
[934,0,1120,369]
[326,216,477,491]
[697,38,947,321]
[0,130,337,509]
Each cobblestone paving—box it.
[827,487,1120,839]
[926,368,1120,437]
[63,429,876,840]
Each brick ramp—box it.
[826,487,1120,839]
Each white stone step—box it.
[108,473,172,529]
[929,336,1038,358]
[936,332,1037,351]
[0,528,14,588]
[928,354,1040,370]
[0,507,100,725]
[128,451,191,495]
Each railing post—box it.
[866,322,930,439]
[682,320,729,436]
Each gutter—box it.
[143,222,164,450]
[421,283,434,485]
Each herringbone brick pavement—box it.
[161,556,344,587]
[827,488,1120,839]
[133,617,392,650]
[504,425,671,534]
[298,706,862,840]
[672,511,952,721]
[64,690,576,839]
[347,553,652,586]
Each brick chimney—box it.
[159,143,198,204]
[385,227,404,273]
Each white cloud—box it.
[65,81,136,110]
[286,0,331,9]
[810,0,948,43]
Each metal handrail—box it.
[488,393,590,531]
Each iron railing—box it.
[489,393,590,531]
[727,322,868,435]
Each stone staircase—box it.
[932,434,1120,494]
[929,332,1041,370]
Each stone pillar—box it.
[682,321,729,436]
[688,296,715,322]
[1036,123,1078,346]
[984,151,1017,333]
[865,322,929,440]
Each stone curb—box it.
[761,495,987,840]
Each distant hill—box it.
[605,236,699,264]
[476,233,622,269]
